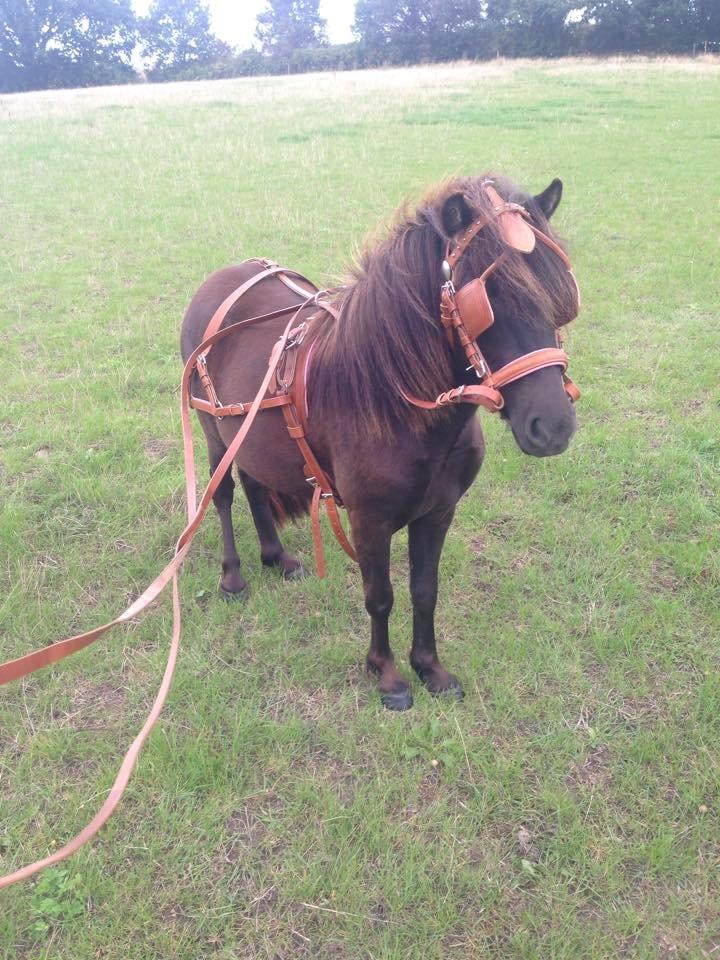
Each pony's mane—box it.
[308,174,577,442]
[309,186,453,440]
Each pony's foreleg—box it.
[238,471,305,580]
[408,509,464,700]
[352,519,413,711]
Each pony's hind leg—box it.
[201,417,248,600]
[238,471,305,580]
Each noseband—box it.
[405,183,580,413]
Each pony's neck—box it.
[308,230,456,442]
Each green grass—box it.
[1,57,719,958]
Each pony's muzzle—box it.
[503,367,577,457]
[524,405,576,456]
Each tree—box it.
[354,0,488,65]
[692,0,720,43]
[140,0,223,80]
[485,0,576,56]
[0,0,136,92]
[577,0,697,53]
[255,0,327,58]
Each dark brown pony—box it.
[181,174,579,710]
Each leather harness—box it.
[186,258,357,579]
[0,189,580,888]
[186,188,580,576]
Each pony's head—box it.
[311,173,579,453]
[430,175,579,457]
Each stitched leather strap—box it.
[200,264,314,356]
[279,373,357,573]
[402,384,503,412]
[492,347,569,389]
[189,394,292,418]
[402,348,573,412]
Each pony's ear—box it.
[440,192,474,237]
[534,178,563,219]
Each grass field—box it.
[1,56,719,959]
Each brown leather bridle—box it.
[405,182,580,412]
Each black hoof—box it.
[431,677,465,701]
[413,665,465,701]
[219,583,248,603]
[282,564,307,581]
[381,688,414,711]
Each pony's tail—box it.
[269,489,312,528]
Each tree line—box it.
[2,0,719,93]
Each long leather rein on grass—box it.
[0,199,580,886]
[0,274,322,888]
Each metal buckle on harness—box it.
[196,352,226,420]
[284,321,307,350]
[305,476,333,499]
[468,356,491,380]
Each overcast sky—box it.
[132,0,356,50]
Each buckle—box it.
[467,356,491,380]
[306,475,333,499]
[284,321,307,349]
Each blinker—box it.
[483,184,536,253]
[454,277,495,339]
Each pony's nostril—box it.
[522,407,576,455]
[527,416,549,445]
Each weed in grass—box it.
[27,867,86,939]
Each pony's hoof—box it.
[413,664,465,701]
[219,583,248,603]
[431,677,465,701]
[381,688,414,711]
[282,564,307,581]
